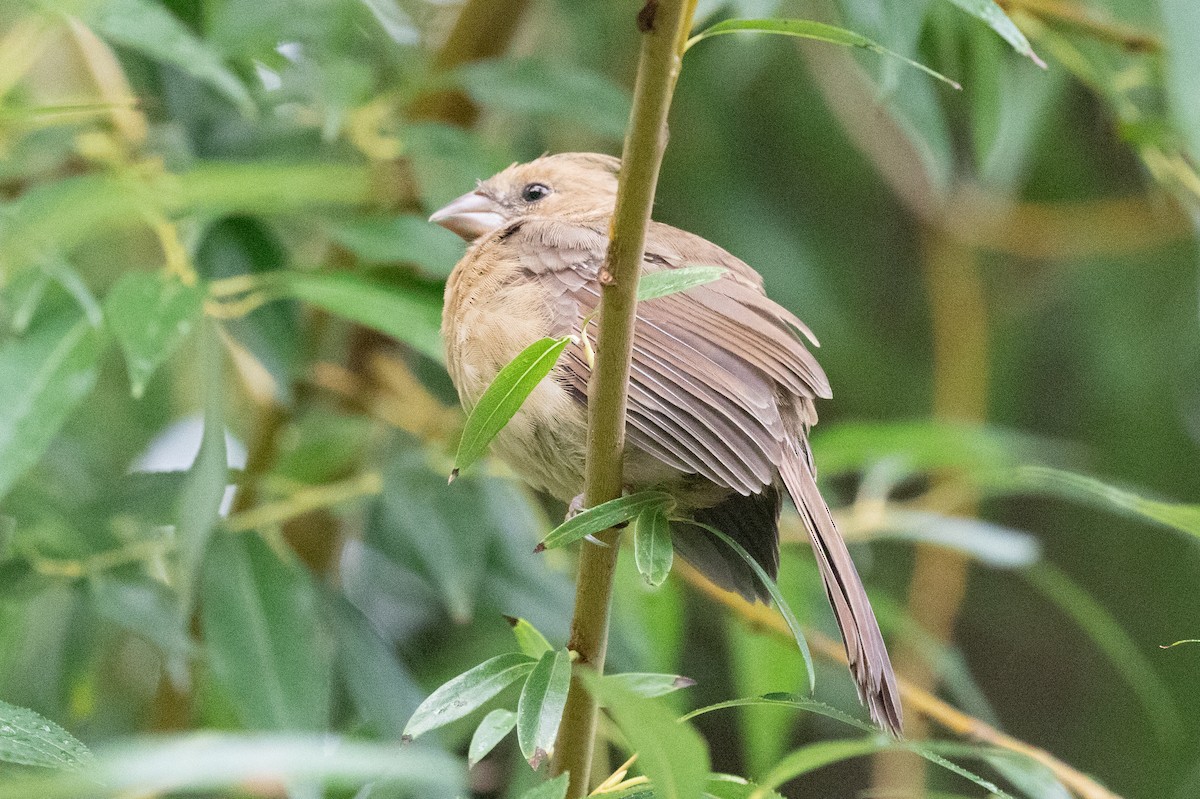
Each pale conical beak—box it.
[428,190,506,241]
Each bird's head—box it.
[429,152,620,241]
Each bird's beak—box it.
[428,190,505,241]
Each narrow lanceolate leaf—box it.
[537,491,674,552]
[403,653,537,741]
[1004,466,1200,538]
[104,272,203,397]
[589,675,709,799]
[453,336,571,479]
[684,696,1015,799]
[1162,0,1200,164]
[757,738,888,793]
[689,522,815,692]
[89,0,255,114]
[943,0,1046,68]
[506,616,554,658]
[201,534,332,731]
[633,504,673,586]
[0,700,93,770]
[515,773,570,799]
[280,272,444,363]
[636,265,725,303]
[0,312,102,501]
[602,672,696,699]
[516,649,572,768]
[468,709,517,767]
[685,19,961,89]
[174,322,227,623]
[324,590,424,738]
[0,734,464,799]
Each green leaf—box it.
[683,696,1014,798]
[174,322,227,623]
[329,214,465,277]
[516,648,572,768]
[868,509,1040,568]
[591,774,785,799]
[507,616,554,658]
[468,708,516,767]
[89,575,194,663]
[405,123,509,211]
[537,491,674,551]
[633,503,673,586]
[689,521,815,693]
[0,163,371,279]
[516,772,570,799]
[0,734,464,799]
[812,421,1064,479]
[757,738,886,792]
[403,652,537,741]
[602,672,696,699]
[201,534,332,730]
[685,19,961,89]
[453,58,632,140]
[279,271,444,363]
[0,700,93,770]
[379,451,492,622]
[637,266,726,303]
[453,336,571,478]
[324,590,424,738]
[999,466,1200,538]
[726,618,805,776]
[104,272,203,398]
[589,675,709,799]
[1025,563,1183,747]
[0,311,102,501]
[942,0,1046,68]
[1162,0,1200,164]
[704,774,786,799]
[196,217,300,403]
[89,0,255,115]
[1163,640,1200,649]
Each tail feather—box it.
[780,444,903,736]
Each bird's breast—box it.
[443,253,590,501]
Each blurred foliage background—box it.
[0,0,1198,797]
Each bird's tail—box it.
[780,443,903,737]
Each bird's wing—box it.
[492,216,829,496]
[487,216,902,735]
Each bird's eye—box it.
[520,183,551,203]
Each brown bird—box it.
[432,152,902,735]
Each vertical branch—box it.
[873,227,989,792]
[551,1,698,795]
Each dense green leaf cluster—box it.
[0,0,1197,797]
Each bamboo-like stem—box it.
[550,2,697,795]
[677,562,1124,799]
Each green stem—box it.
[550,1,697,795]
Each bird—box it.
[431,152,902,735]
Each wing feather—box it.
[501,217,828,496]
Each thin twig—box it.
[550,2,698,795]
[677,562,1124,799]
[223,472,384,533]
